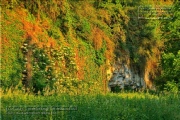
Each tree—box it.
[156,1,180,90]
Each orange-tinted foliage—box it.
[1,37,9,45]
[11,7,57,48]
[92,27,115,61]
[75,49,85,80]
[92,27,103,50]
[98,9,111,25]
[104,36,115,61]
[41,19,51,30]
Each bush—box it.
[156,51,180,91]
[164,81,179,94]
[95,47,106,66]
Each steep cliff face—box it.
[1,0,175,93]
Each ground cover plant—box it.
[1,88,180,120]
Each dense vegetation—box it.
[1,0,179,93]
[1,89,180,120]
[0,0,180,119]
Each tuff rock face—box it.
[108,62,145,91]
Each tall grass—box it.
[1,88,180,120]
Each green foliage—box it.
[62,47,77,73]
[78,40,102,89]
[72,11,92,40]
[1,11,24,89]
[21,45,79,94]
[47,27,60,39]
[76,18,92,40]
[32,48,52,93]
[157,2,180,90]
[1,92,180,120]
[156,51,180,90]
[161,1,180,55]
[32,72,47,93]
[81,19,91,33]
[27,12,36,23]
[54,77,81,95]
[95,47,106,66]
[1,0,179,93]
[164,81,179,94]
[57,1,74,39]
[47,46,81,95]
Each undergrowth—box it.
[1,88,180,120]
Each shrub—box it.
[164,80,179,94]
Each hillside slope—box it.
[1,0,179,94]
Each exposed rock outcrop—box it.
[108,61,145,91]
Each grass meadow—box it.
[1,89,180,120]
